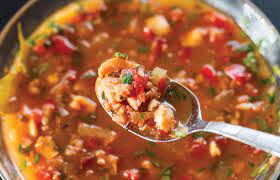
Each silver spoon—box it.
[96,77,280,157]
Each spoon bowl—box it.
[97,75,280,157]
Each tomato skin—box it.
[201,64,217,82]
[225,64,251,86]
[143,27,155,40]
[205,12,234,33]
[123,169,141,180]
[178,48,191,65]
[149,37,167,65]
[51,35,77,55]
[191,137,208,157]
[85,138,102,150]
[158,78,167,94]
[33,44,48,56]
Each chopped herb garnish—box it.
[81,70,97,79]
[138,45,149,53]
[152,160,161,168]
[140,112,145,119]
[18,144,32,154]
[30,63,50,78]
[146,148,156,158]
[49,21,63,33]
[161,165,173,180]
[227,168,233,177]
[102,91,106,100]
[121,73,133,84]
[243,52,258,73]
[208,87,216,97]
[133,150,145,159]
[235,43,255,53]
[248,162,255,168]
[20,159,27,171]
[34,153,41,164]
[114,52,128,59]
[173,130,187,138]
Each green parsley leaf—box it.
[18,144,32,154]
[138,45,149,53]
[102,91,106,100]
[243,52,258,73]
[34,153,41,164]
[173,131,187,138]
[140,112,145,119]
[81,70,97,79]
[208,87,216,97]
[235,43,255,53]
[121,73,133,84]
[114,52,128,59]
[20,159,27,171]
[146,148,156,158]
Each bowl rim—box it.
[0,0,280,179]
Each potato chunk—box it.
[154,104,176,133]
[78,123,117,146]
[35,136,59,159]
[145,15,171,36]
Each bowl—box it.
[0,0,280,179]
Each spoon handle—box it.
[202,121,280,157]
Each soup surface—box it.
[1,0,278,179]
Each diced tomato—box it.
[33,44,48,56]
[31,108,43,125]
[243,145,262,155]
[205,11,235,33]
[80,155,94,169]
[143,27,155,40]
[123,169,141,180]
[225,64,251,86]
[191,137,208,157]
[132,70,149,96]
[36,169,52,180]
[180,175,194,180]
[170,8,184,22]
[51,35,77,55]
[158,78,167,94]
[214,136,228,146]
[178,47,191,65]
[201,64,217,82]
[65,69,78,82]
[84,138,102,150]
[149,37,167,65]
